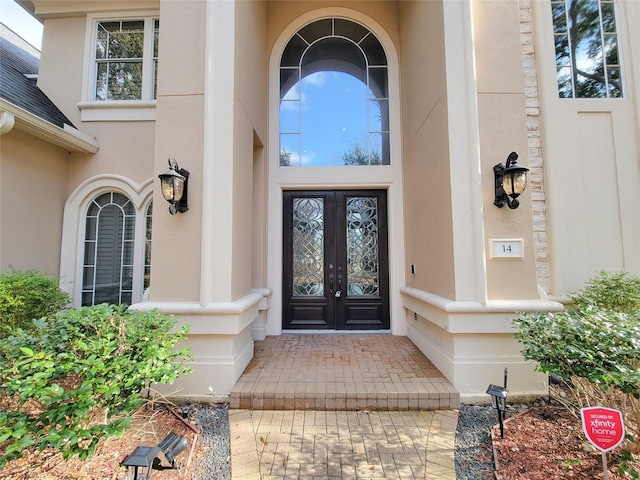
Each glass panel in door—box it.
[283,190,389,330]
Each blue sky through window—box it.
[281,71,379,166]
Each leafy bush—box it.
[513,270,640,470]
[0,304,192,468]
[514,306,640,394]
[0,268,70,335]
[569,270,640,314]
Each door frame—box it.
[266,7,406,336]
[282,190,390,331]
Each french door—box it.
[283,190,390,330]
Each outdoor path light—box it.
[493,152,529,209]
[120,432,188,479]
[120,445,160,480]
[158,431,188,468]
[159,158,189,215]
[486,368,509,438]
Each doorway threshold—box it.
[282,329,392,334]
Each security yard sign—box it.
[581,406,625,480]
[581,406,625,452]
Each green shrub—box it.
[0,304,192,468]
[514,306,640,395]
[0,269,70,335]
[512,270,640,471]
[569,270,640,314]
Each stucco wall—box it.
[37,12,158,191]
[532,0,640,296]
[0,130,69,275]
[474,0,539,301]
[232,0,268,300]
[149,0,206,302]
[399,0,456,300]
[37,16,86,128]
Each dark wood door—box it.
[283,190,389,330]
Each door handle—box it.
[329,274,334,294]
[337,274,342,292]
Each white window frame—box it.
[81,192,139,306]
[79,13,159,121]
[60,175,154,308]
[550,0,624,98]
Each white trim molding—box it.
[0,100,99,152]
[129,292,265,335]
[79,12,159,122]
[266,7,406,337]
[401,286,564,400]
[59,175,154,306]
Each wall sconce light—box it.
[159,158,189,215]
[494,152,529,209]
[486,368,509,438]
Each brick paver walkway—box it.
[230,408,458,479]
[230,334,459,411]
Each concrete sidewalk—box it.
[229,408,458,479]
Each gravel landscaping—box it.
[455,403,534,480]
[454,404,500,479]
[189,404,232,480]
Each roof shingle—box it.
[0,22,75,129]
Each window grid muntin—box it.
[144,201,153,292]
[279,17,390,167]
[82,192,137,306]
[551,0,623,98]
[93,17,159,101]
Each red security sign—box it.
[581,407,625,453]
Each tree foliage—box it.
[0,304,192,468]
[341,142,381,166]
[555,0,622,98]
[280,149,292,166]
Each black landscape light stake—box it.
[158,431,188,468]
[120,432,188,479]
[120,445,160,480]
[486,368,509,438]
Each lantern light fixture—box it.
[159,158,189,215]
[493,152,529,209]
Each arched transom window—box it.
[280,17,389,167]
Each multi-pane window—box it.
[144,202,153,292]
[551,0,623,98]
[94,18,159,101]
[279,18,390,166]
[82,192,152,306]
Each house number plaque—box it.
[490,239,524,259]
